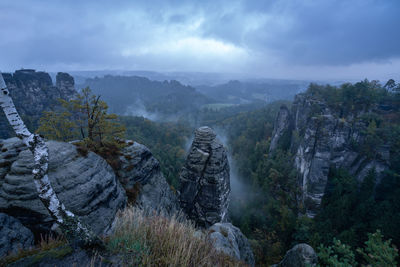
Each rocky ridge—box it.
[0,69,76,138]
[270,93,390,217]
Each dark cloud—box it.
[0,0,399,80]
[262,0,400,65]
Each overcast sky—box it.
[1,0,399,81]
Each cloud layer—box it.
[1,0,399,80]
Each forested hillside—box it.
[196,79,305,104]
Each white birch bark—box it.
[0,72,101,247]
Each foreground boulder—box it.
[0,213,34,257]
[209,223,255,266]
[179,126,230,227]
[273,243,317,267]
[0,138,127,236]
[117,141,179,215]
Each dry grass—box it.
[106,207,244,267]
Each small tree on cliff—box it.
[0,72,102,247]
[37,87,125,163]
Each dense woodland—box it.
[31,79,400,266]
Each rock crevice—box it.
[270,93,390,217]
[179,126,230,227]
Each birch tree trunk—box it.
[0,72,102,247]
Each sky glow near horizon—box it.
[0,0,399,81]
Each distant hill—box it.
[195,80,308,104]
[78,75,310,122]
[79,75,214,120]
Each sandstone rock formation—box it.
[273,243,317,267]
[55,72,76,98]
[179,126,230,227]
[0,213,34,257]
[0,69,77,139]
[209,223,255,266]
[0,138,127,236]
[270,93,390,217]
[269,105,291,152]
[117,141,179,215]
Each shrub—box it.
[357,230,398,267]
[317,238,356,267]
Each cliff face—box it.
[270,93,390,217]
[117,141,180,215]
[269,105,291,152]
[179,126,230,227]
[0,70,76,138]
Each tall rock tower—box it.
[179,126,230,227]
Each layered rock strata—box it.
[179,126,230,227]
[0,138,127,236]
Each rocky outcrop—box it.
[209,223,255,266]
[55,72,76,100]
[179,126,230,227]
[0,69,77,139]
[273,243,317,267]
[0,138,127,237]
[269,105,291,152]
[0,213,34,257]
[117,141,179,215]
[270,93,390,217]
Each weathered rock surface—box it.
[179,126,230,227]
[0,138,127,236]
[55,72,76,100]
[269,105,291,152]
[273,243,317,267]
[209,223,255,266]
[270,93,390,217]
[0,69,77,139]
[117,141,179,215]
[0,213,34,257]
